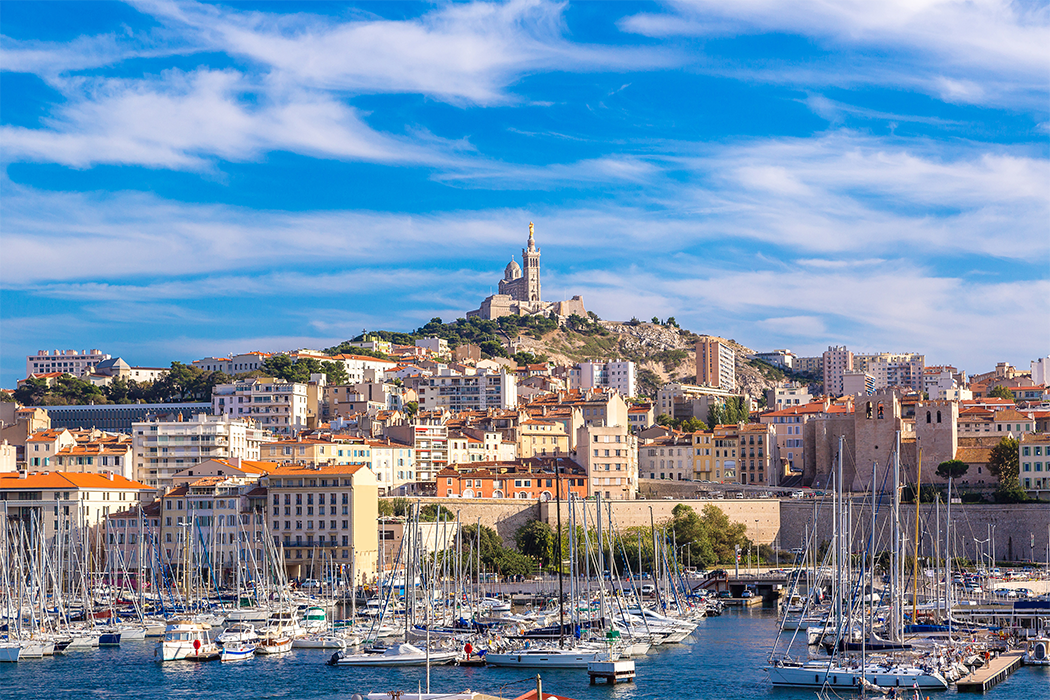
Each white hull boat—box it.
[292,634,347,649]
[328,643,458,666]
[256,635,292,654]
[219,640,257,662]
[485,648,617,669]
[156,621,221,662]
[0,642,20,662]
[766,659,948,690]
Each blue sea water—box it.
[1,608,1046,699]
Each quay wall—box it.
[779,500,1050,564]
[392,497,780,547]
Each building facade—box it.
[26,349,111,378]
[212,377,310,435]
[264,464,379,583]
[132,413,272,491]
[696,338,736,390]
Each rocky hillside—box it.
[509,320,781,402]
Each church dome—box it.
[504,258,522,280]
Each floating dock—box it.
[587,658,635,684]
[956,651,1023,692]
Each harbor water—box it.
[2,608,1046,699]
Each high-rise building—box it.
[696,338,736,390]
[822,345,854,396]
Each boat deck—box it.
[956,651,1023,692]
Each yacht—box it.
[765,658,948,690]
[1023,636,1049,666]
[327,642,459,666]
[156,621,221,662]
[216,622,259,645]
[485,645,617,669]
[0,641,20,662]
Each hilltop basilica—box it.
[466,223,586,321]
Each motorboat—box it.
[300,606,327,633]
[155,621,221,662]
[216,622,259,645]
[256,632,292,654]
[219,640,257,662]
[327,642,458,666]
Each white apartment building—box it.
[415,337,449,356]
[1031,357,1049,386]
[366,439,416,496]
[385,423,448,483]
[766,384,813,409]
[571,360,636,397]
[132,413,272,491]
[417,369,517,412]
[327,355,398,384]
[854,352,925,392]
[575,424,637,500]
[27,349,111,378]
[192,352,271,374]
[0,471,152,547]
[751,349,796,369]
[822,345,853,396]
[212,377,310,435]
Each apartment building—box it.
[417,369,517,412]
[132,413,272,491]
[437,457,588,500]
[212,377,310,435]
[842,370,875,396]
[366,439,416,496]
[517,419,570,458]
[822,346,854,396]
[854,352,926,393]
[575,424,637,500]
[1019,433,1050,498]
[570,360,637,397]
[264,464,378,583]
[385,422,448,483]
[0,471,152,546]
[26,349,111,378]
[159,476,268,585]
[737,423,778,486]
[696,338,736,390]
[641,433,693,481]
[766,385,813,410]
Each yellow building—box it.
[517,419,570,458]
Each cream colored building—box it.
[0,471,151,547]
[575,423,637,499]
[264,464,379,583]
[517,419,570,458]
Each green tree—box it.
[14,378,52,405]
[988,436,1020,487]
[403,401,419,418]
[514,520,556,569]
[655,413,673,427]
[679,417,708,433]
[700,504,750,564]
[935,459,969,480]
[419,504,455,522]
[987,385,1015,402]
[0,391,14,403]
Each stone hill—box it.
[507,320,781,402]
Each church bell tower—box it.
[522,222,541,303]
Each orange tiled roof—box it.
[265,463,368,477]
[0,471,149,490]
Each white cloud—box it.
[620,0,1050,107]
[133,0,671,106]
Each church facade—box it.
[467,223,586,321]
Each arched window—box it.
[492,490,504,498]
[926,411,931,424]
[866,402,873,419]
[539,491,552,502]
[877,403,884,419]
[936,410,942,424]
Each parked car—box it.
[740,589,755,599]
[640,584,655,595]
[717,589,732,599]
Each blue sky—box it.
[2,0,1048,388]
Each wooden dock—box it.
[587,658,636,684]
[956,651,1023,692]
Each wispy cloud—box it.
[133,0,672,106]
[620,0,1050,108]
